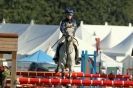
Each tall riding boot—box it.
[53,43,63,63]
[76,48,81,64]
[53,45,60,64]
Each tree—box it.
[0,0,132,25]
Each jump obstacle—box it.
[15,50,133,87]
[14,50,133,87]
[6,77,133,87]
[16,71,132,79]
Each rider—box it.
[53,7,80,64]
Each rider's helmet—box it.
[65,7,74,16]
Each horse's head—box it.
[65,24,75,42]
[65,34,74,43]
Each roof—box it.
[17,50,55,65]
[97,52,122,67]
[104,32,133,56]
[121,55,133,62]
[18,24,59,54]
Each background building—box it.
[0,20,132,73]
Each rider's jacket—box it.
[60,18,77,36]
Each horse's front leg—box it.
[68,66,72,79]
[65,65,72,88]
[55,61,60,73]
[68,57,73,79]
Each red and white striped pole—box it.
[17,71,132,79]
[15,77,133,87]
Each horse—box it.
[55,34,76,78]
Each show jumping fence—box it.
[16,71,132,79]
[5,77,133,87]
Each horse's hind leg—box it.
[55,58,63,73]
[55,65,59,73]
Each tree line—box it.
[0,0,133,25]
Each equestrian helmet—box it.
[65,8,74,16]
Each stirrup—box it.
[75,57,81,65]
[76,61,80,65]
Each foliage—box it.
[0,0,133,25]
[2,68,10,78]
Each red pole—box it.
[16,77,133,87]
[17,71,131,79]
